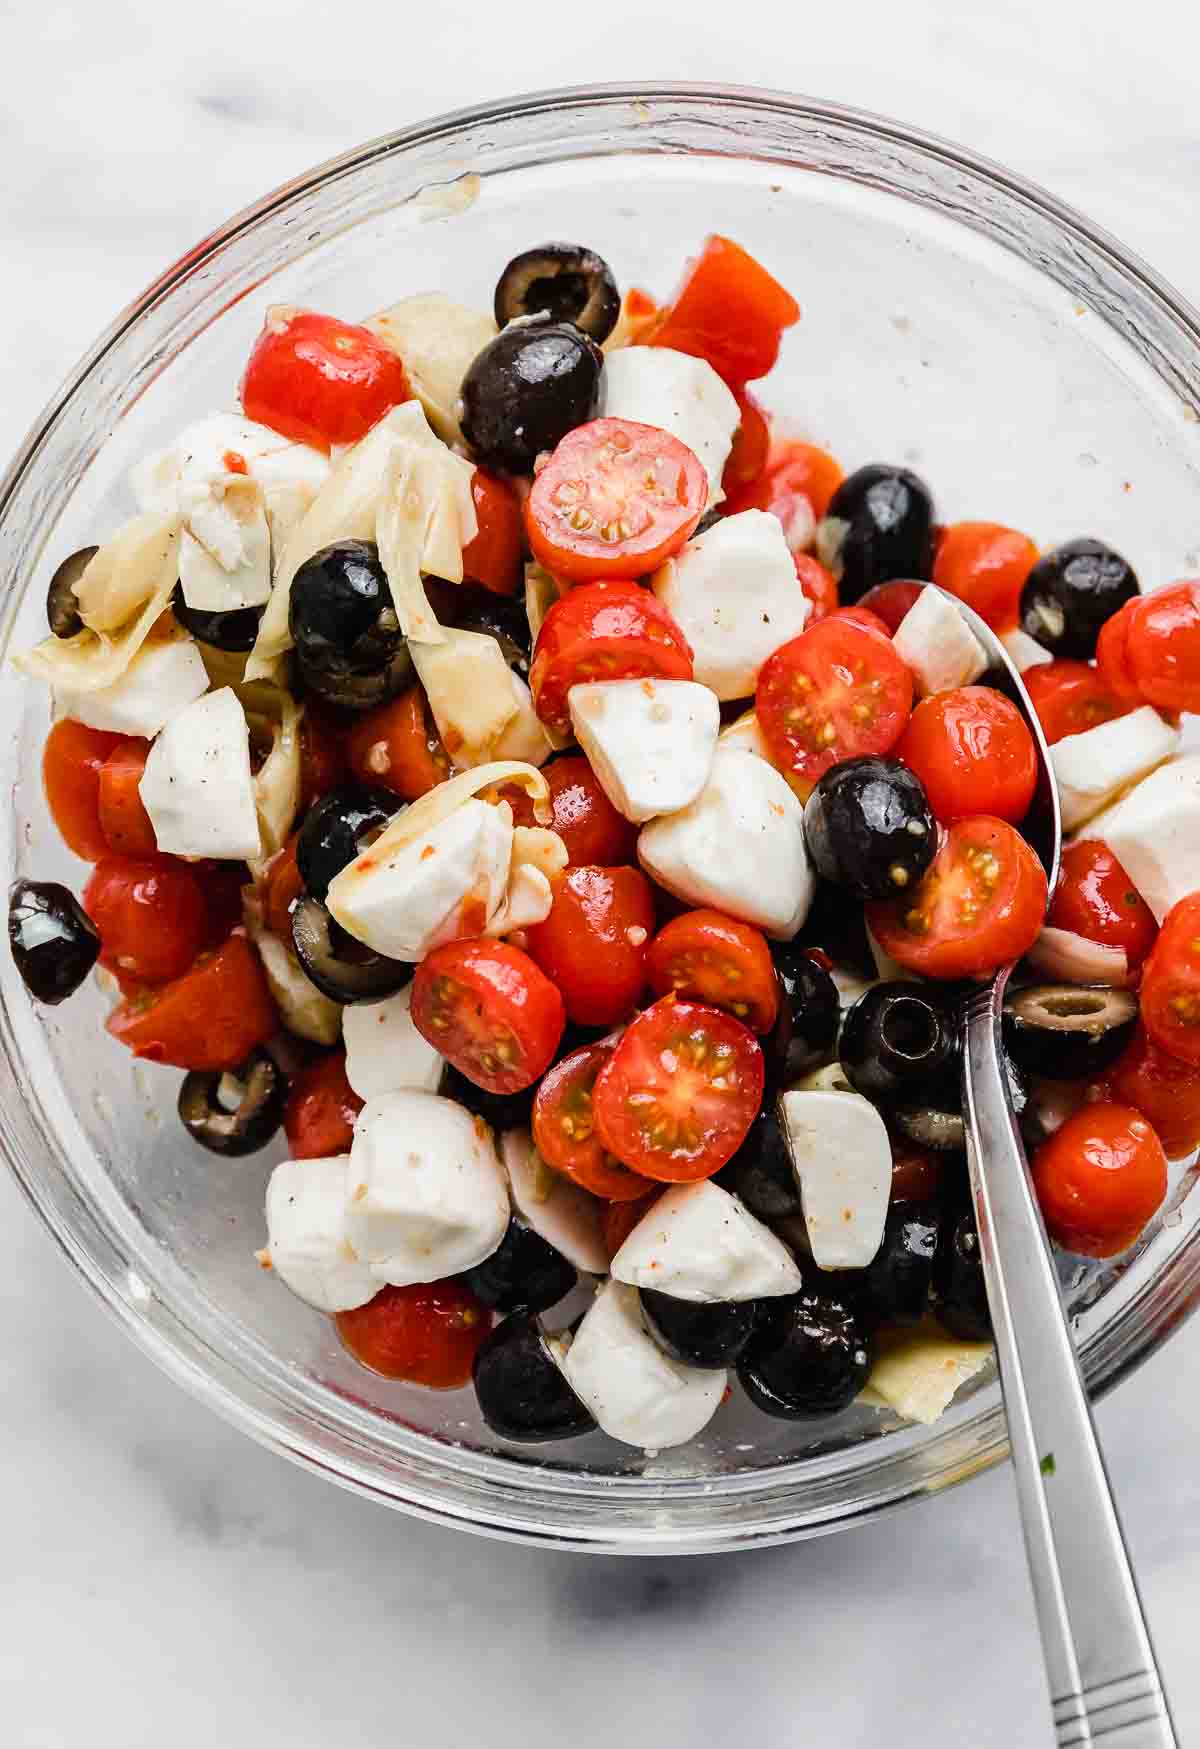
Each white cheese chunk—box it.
[348,1091,509,1286]
[502,1129,607,1275]
[862,1321,993,1424]
[568,679,719,824]
[599,346,739,506]
[1050,705,1179,831]
[343,985,444,1101]
[264,1156,376,1313]
[561,1280,726,1451]
[177,474,273,612]
[53,635,208,738]
[892,589,988,696]
[717,708,772,762]
[611,1181,802,1302]
[638,747,813,938]
[139,687,262,861]
[651,510,810,700]
[780,1090,891,1269]
[1082,755,1200,923]
[1000,627,1053,673]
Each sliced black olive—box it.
[464,1217,577,1315]
[46,546,96,639]
[291,897,412,1004]
[737,1290,873,1419]
[1003,983,1138,1081]
[803,757,936,902]
[8,879,99,1004]
[1019,538,1139,660]
[172,584,263,653]
[494,243,620,343]
[290,540,413,711]
[764,941,841,1084]
[460,322,603,475]
[793,881,877,980]
[891,1044,1028,1152]
[716,1105,801,1219]
[473,1312,596,1443]
[640,1288,763,1368]
[815,464,935,602]
[858,1202,941,1327]
[178,1048,286,1157]
[296,783,399,902]
[842,983,957,1105]
[932,1205,992,1340]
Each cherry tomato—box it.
[890,1146,944,1203]
[725,439,846,534]
[645,909,778,1033]
[592,996,764,1182]
[462,470,522,595]
[756,615,913,791]
[42,719,122,861]
[1048,840,1157,969]
[867,815,1048,980]
[264,836,304,939]
[497,755,637,866]
[524,418,707,584]
[933,521,1039,633]
[411,938,565,1094]
[95,738,157,855]
[240,306,410,452]
[533,1042,654,1201]
[895,686,1038,825]
[83,856,207,985]
[794,552,839,621]
[602,1189,663,1260]
[1107,1026,1200,1159]
[298,699,349,812]
[1024,659,1133,745]
[195,859,249,952]
[648,235,800,387]
[856,580,923,634]
[720,390,771,494]
[106,934,277,1071]
[1139,893,1200,1066]
[1094,601,1144,706]
[524,865,654,1027]
[529,580,693,734]
[1032,1101,1167,1257]
[345,685,450,800]
[829,605,893,638]
[336,1280,488,1387]
[1108,580,1200,714]
[283,1050,363,1160]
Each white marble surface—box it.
[4,5,1200,1745]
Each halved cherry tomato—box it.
[96,738,157,854]
[1094,603,1144,706]
[462,470,522,595]
[1139,893,1200,1066]
[106,934,277,1071]
[756,615,913,791]
[857,580,923,634]
[1024,659,1133,745]
[283,1050,363,1159]
[1102,580,1200,714]
[645,909,778,1033]
[895,686,1038,825]
[1048,840,1157,969]
[411,939,565,1094]
[648,235,800,387]
[867,815,1048,980]
[240,307,410,452]
[794,553,839,621]
[336,1280,488,1387]
[592,996,764,1182]
[83,856,207,985]
[42,719,121,861]
[525,418,707,584]
[721,390,771,494]
[298,699,349,812]
[496,755,637,866]
[725,438,845,532]
[1032,1101,1167,1257]
[345,685,449,800]
[602,1189,663,1260]
[196,859,249,952]
[932,521,1039,633]
[533,1042,653,1201]
[529,580,693,734]
[829,605,893,638]
[524,865,654,1027]
[1107,1026,1200,1159]
[264,836,304,939]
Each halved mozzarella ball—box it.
[342,985,444,1100]
[54,636,208,738]
[1050,705,1179,831]
[717,708,772,762]
[892,589,988,696]
[568,678,719,824]
[264,1156,376,1313]
[501,1129,607,1275]
[139,686,262,860]
[610,1180,802,1302]
[779,1090,891,1269]
[598,346,739,505]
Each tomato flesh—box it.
[298,700,349,812]
[107,934,277,1071]
[264,836,304,940]
[97,738,157,854]
[793,553,839,622]
[533,1042,654,1201]
[648,235,800,387]
[756,615,913,791]
[933,521,1039,633]
[1032,1101,1167,1258]
[1025,659,1133,745]
[1048,840,1157,969]
[725,438,845,531]
[43,719,121,861]
[240,307,410,451]
[497,755,637,866]
[283,1050,363,1160]
[83,856,207,985]
[1139,893,1200,1067]
[645,908,778,1033]
[524,865,654,1027]
[1107,1026,1200,1159]
[462,470,522,595]
[721,390,771,494]
[346,685,449,800]
[336,1280,488,1387]
[530,580,693,735]
[895,686,1038,825]
[410,939,565,1094]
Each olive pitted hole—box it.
[8,879,100,1004]
[296,783,399,902]
[291,896,412,1005]
[178,1048,286,1157]
[1003,982,1138,1080]
[494,244,621,343]
[46,546,97,639]
[289,540,414,711]
[173,584,264,653]
[841,982,956,1105]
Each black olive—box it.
[764,942,841,1086]
[494,243,620,343]
[716,1106,801,1219]
[436,581,532,678]
[291,897,412,1004]
[891,1044,1028,1152]
[289,540,413,711]
[473,1312,596,1443]
[295,783,399,902]
[1019,539,1139,659]
[1003,983,1138,1081]
[815,465,935,602]
[464,1217,577,1315]
[8,879,100,1004]
[841,982,957,1105]
[178,1048,286,1157]
[737,1290,873,1419]
[172,584,263,653]
[46,546,96,639]
[859,1202,941,1326]
[932,1205,992,1340]
[803,757,936,901]
[793,882,877,980]
[460,322,603,475]
[640,1288,764,1368]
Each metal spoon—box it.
[915,587,1177,1747]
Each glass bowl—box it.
[4,84,1200,1554]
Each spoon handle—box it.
[962,979,1177,1748]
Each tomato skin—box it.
[283,1050,363,1159]
[345,685,449,800]
[1107,1026,1200,1159]
[1094,603,1144,707]
[895,686,1038,825]
[756,615,913,791]
[1113,580,1200,714]
[533,1042,654,1201]
[856,580,923,634]
[240,307,410,452]
[726,438,846,533]
[648,235,800,387]
[721,390,771,494]
[530,580,693,734]
[1024,659,1133,746]
[1139,894,1200,1067]
[411,939,565,1094]
[336,1279,488,1387]
[793,553,838,621]
[107,934,277,1071]
[602,1189,663,1260]
[195,859,249,952]
[96,738,157,854]
[298,700,349,812]
[1048,840,1157,968]
[83,856,207,985]
[645,909,778,1033]
[498,755,637,866]
[1032,1101,1167,1257]
[933,521,1039,633]
[524,865,654,1027]
[264,836,304,939]
[43,719,122,861]
[867,815,1048,980]
[462,470,522,595]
